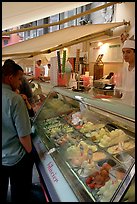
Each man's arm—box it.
[19,135,32,153]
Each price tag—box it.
[79,144,84,156]
[75,140,79,147]
[87,148,93,163]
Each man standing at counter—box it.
[2,60,34,203]
[115,39,135,106]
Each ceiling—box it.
[2,2,91,30]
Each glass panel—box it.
[33,90,135,202]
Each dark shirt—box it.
[19,76,33,103]
[28,108,35,117]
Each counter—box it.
[32,87,135,202]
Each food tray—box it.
[107,140,135,155]
[114,152,135,166]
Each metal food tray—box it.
[113,152,135,167]
[97,123,131,149]
[107,139,135,155]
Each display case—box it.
[32,87,135,202]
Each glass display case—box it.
[32,87,135,202]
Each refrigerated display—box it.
[32,87,135,202]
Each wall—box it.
[89,62,122,76]
[113,2,135,38]
[82,2,134,77]
[44,2,135,79]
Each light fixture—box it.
[98,42,103,47]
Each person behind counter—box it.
[115,39,135,106]
[106,72,115,85]
[47,63,51,77]
[2,60,34,203]
[65,58,73,87]
[35,59,45,80]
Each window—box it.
[37,29,43,36]
[49,14,59,32]
[30,30,37,38]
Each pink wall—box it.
[2,33,23,47]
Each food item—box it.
[87,145,97,153]
[86,172,108,189]
[71,112,83,125]
[78,160,96,177]
[88,183,96,189]
[85,162,111,189]
[91,128,109,142]
[80,122,105,133]
[100,169,109,178]
[66,142,97,168]
[80,122,94,133]
[115,168,126,180]
[78,141,88,150]
[95,123,105,129]
[101,163,112,172]
[99,129,129,147]
[97,179,122,202]
[92,152,106,161]
[94,174,106,185]
[107,140,135,154]
[66,145,80,159]
[77,141,97,154]
[86,176,93,184]
[91,171,99,177]
[71,158,83,167]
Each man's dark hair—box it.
[106,72,114,79]
[2,59,23,77]
[37,60,41,63]
[3,59,15,65]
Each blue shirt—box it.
[2,84,32,166]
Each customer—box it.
[19,75,34,104]
[15,89,35,118]
[4,59,34,104]
[2,60,34,203]
[116,39,135,106]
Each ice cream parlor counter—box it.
[31,87,135,202]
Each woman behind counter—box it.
[106,72,115,85]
